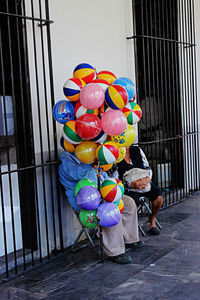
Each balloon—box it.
[105,84,128,109]
[79,209,99,228]
[101,110,127,135]
[74,178,97,197]
[93,163,113,172]
[116,147,126,163]
[75,113,101,140]
[113,77,136,101]
[73,63,96,83]
[114,199,124,213]
[63,120,83,144]
[95,141,119,165]
[74,102,98,119]
[110,124,136,147]
[97,70,116,84]
[80,83,105,109]
[91,130,107,144]
[90,78,110,91]
[100,178,124,202]
[99,102,112,117]
[75,141,97,164]
[63,78,85,102]
[76,186,101,210]
[60,136,76,152]
[97,202,121,227]
[53,100,75,124]
[122,102,142,125]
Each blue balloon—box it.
[53,100,75,124]
[97,202,121,227]
[76,186,101,211]
[113,77,136,100]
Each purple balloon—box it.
[76,186,101,211]
[97,202,121,227]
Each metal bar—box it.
[22,0,42,263]
[30,0,50,259]
[45,0,64,250]
[127,34,196,46]
[0,11,53,24]
[38,0,57,253]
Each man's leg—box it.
[149,195,163,228]
[102,195,141,263]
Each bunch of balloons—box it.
[53,62,143,227]
[74,177,124,228]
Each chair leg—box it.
[71,228,85,251]
[138,224,146,236]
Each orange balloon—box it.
[93,163,113,172]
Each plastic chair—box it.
[137,196,162,236]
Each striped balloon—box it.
[105,84,128,109]
[91,130,107,143]
[73,63,96,83]
[90,78,110,91]
[60,136,76,152]
[63,78,85,102]
[74,102,98,119]
[123,102,142,124]
[95,141,119,165]
[114,199,124,213]
[97,70,116,84]
[99,102,112,117]
[100,178,124,202]
[63,120,83,144]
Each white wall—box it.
[49,0,135,142]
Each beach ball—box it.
[74,102,98,119]
[114,199,124,213]
[76,186,101,210]
[116,147,126,163]
[101,110,127,136]
[100,178,124,202]
[111,124,135,147]
[97,202,120,227]
[79,209,99,229]
[99,102,112,117]
[60,136,76,152]
[75,141,97,164]
[122,102,142,124]
[53,100,75,124]
[93,163,113,172]
[75,114,101,140]
[80,83,105,109]
[97,70,116,85]
[63,78,85,102]
[91,130,107,144]
[74,178,97,197]
[95,141,119,165]
[63,120,83,144]
[90,78,110,91]
[113,77,136,101]
[73,63,96,83]
[105,85,128,110]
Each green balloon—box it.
[74,178,97,197]
[79,209,99,229]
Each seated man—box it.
[59,150,144,264]
[117,144,163,235]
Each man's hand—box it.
[129,176,150,190]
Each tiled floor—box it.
[1,192,200,299]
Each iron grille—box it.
[129,0,199,207]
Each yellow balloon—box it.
[111,124,135,147]
[75,141,97,164]
[116,147,126,163]
[63,139,76,152]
